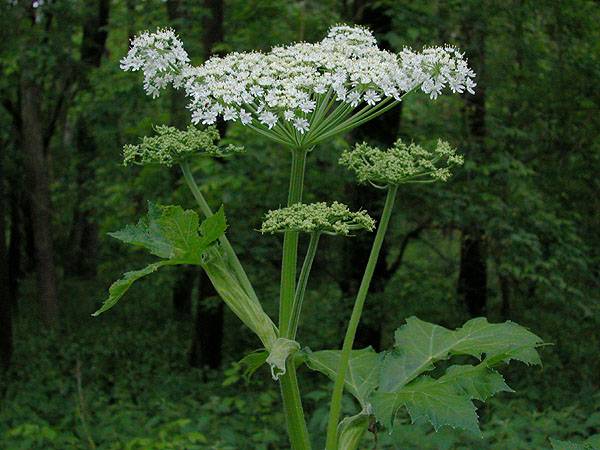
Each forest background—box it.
[0,0,599,449]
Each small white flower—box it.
[448,79,464,94]
[314,84,327,94]
[293,118,309,134]
[363,89,381,105]
[299,99,316,114]
[201,111,218,125]
[259,111,278,129]
[335,85,348,101]
[239,110,252,125]
[466,78,477,95]
[284,110,295,121]
[346,91,361,107]
[223,107,238,121]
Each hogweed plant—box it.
[96,25,544,449]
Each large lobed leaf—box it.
[93,204,227,316]
[379,316,542,392]
[304,316,543,438]
[372,363,513,434]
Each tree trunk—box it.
[457,9,488,317]
[20,77,59,326]
[0,146,13,369]
[67,0,110,277]
[173,269,194,320]
[8,187,22,308]
[457,228,487,316]
[189,271,223,370]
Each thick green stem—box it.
[289,232,320,340]
[279,149,308,336]
[180,161,259,303]
[324,185,398,450]
[280,364,311,450]
[278,148,311,449]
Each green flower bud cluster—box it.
[339,139,463,186]
[123,125,244,167]
[260,202,375,236]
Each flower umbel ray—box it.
[121,25,476,148]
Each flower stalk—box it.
[289,232,320,340]
[324,184,399,450]
[278,147,311,449]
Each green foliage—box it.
[551,439,599,450]
[379,316,542,392]
[93,204,226,315]
[306,316,543,437]
[0,298,289,450]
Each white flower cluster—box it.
[120,28,190,98]
[121,25,475,138]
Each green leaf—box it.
[373,376,480,435]
[444,365,513,401]
[108,203,172,259]
[199,206,228,247]
[238,349,269,381]
[108,203,226,264]
[372,317,540,435]
[155,205,204,260]
[373,363,511,435]
[95,203,227,316]
[380,316,542,392]
[92,260,176,316]
[305,347,381,408]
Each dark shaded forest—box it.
[1,0,599,448]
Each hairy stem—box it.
[180,161,258,303]
[289,232,320,340]
[279,148,311,449]
[324,184,398,450]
